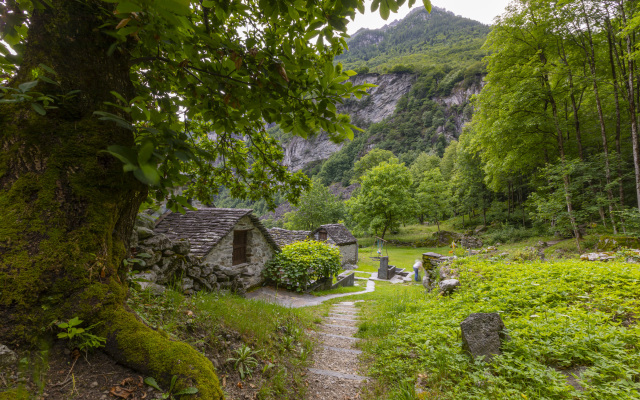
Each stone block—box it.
[136,226,154,240]
[133,271,157,283]
[182,277,194,291]
[172,239,191,255]
[143,233,172,251]
[439,279,460,295]
[138,282,166,296]
[0,344,18,367]
[188,267,201,278]
[460,313,509,362]
[201,263,214,276]
[136,213,156,230]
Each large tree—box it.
[347,161,416,238]
[0,0,431,396]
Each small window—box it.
[232,230,248,265]
[318,230,327,241]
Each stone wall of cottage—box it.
[129,215,274,294]
[203,216,275,290]
[339,243,358,267]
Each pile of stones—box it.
[421,252,460,295]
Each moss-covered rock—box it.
[596,236,640,251]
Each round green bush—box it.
[264,240,341,292]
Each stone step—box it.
[331,308,358,314]
[308,368,368,381]
[312,347,361,375]
[324,315,360,322]
[322,323,358,331]
[330,309,358,314]
[320,324,357,337]
[305,372,366,400]
[323,345,362,355]
[315,332,360,341]
[329,312,359,318]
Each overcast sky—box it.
[346,0,512,34]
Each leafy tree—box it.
[440,140,457,181]
[416,168,450,231]
[284,180,345,230]
[351,148,398,183]
[347,161,416,238]
[408,151,440,184]
[0,0,431,394]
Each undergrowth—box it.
[356,258,640,399]
[126,288,315,399]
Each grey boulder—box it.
[0,344,18,367]
[439,279,460,295]
[460,313,509,362]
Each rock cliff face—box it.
[434,81,483,140]
[341,73,417,124]
[282,73,416,171]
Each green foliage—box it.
[144,376,199,399]
[482,225,542,245]
[352,148,398,183]
[284,180,345,230]
[1,0,417,212]
[56,317,106,354]
[263,241,341,291]
[227,345,261,380]
[358,258,640,399]
[317,133,368,185]
[348,161,416,238]
[416,168,450,228]
[529,159,611,236]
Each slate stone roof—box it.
[311,224,357,245]
[268,228,311,247]
[154,208,279,257]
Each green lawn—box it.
[357,245,452,273]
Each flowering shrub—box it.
[264,240,341,292]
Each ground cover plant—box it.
[126,287,316,400]
[355,258,640,399]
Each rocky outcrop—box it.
[282,73,416,172]
[282,133,344,172]
[340,73,417,124]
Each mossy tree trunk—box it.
[0,2,222,398]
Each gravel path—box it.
[306,301,369,400]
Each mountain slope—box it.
[336,7,490,73]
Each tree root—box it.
[99,306,223,399]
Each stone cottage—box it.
[267,227,311,247]
[154,208,279,291]
[310,224,358,267]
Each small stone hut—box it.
[310,224,358,267]
[155,208,279,290]
[267,227,311,248]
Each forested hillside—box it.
[336,7,490,73]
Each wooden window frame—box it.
[232,230,249,265]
